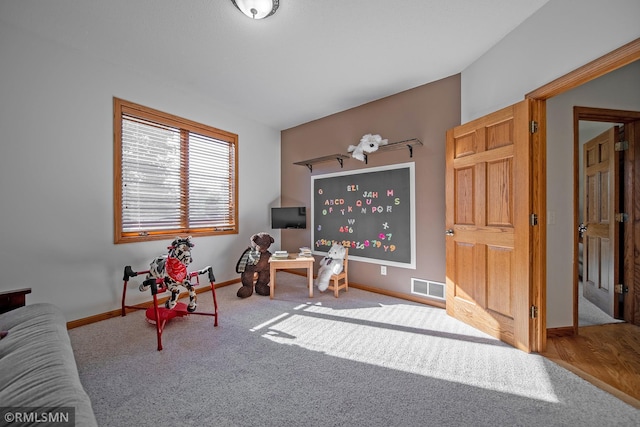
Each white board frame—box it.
[311,162,416,269]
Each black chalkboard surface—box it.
[311,162,415,268]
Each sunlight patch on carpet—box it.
[254,302,558,403]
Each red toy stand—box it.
[121,265,218,351]
[145,302,189,324]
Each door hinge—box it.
[530,305,538,319]
[615,284,629,294]
[615,140,629,151]
[530,213,538,226]
[530,121,538,134]
[615,212,629,223]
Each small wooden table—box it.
[269,255,315,299]
[0,288,32,314]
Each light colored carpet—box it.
[69,273,639,426]
[579,282,625,327]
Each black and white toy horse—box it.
[139,236,199,312]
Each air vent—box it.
[411,278,445,300]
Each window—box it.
[113,98,238,243]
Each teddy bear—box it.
[347,133,388,162]
[315,242,347,292]
[236,232,275,298]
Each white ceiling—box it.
[1,0,550,130]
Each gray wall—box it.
[462,0,640,122]
[0,15,281,321]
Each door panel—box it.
[582,126,619,317]
[446,100,532,352]
[487,245,514,317]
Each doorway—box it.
[576,117,625,326]
[573,107,640,330]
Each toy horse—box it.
[139,236,198,312]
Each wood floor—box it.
[542,322,640,409]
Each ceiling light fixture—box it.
[231,0,279,20]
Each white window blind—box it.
[121,115,183,232]
[188,132,235,228]
[114,98,237,243]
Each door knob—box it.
[445,229,454,236]
[578,223,587,238]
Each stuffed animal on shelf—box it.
[347,133,388,162]
[139,236,198,312]
[236,232,275,298]
[315,242,347,292]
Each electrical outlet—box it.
[381,266,387,275]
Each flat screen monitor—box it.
[271,207,306,229]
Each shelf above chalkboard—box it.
[363,138,423,164]
[294,138,423,171]
[294,154,350,172]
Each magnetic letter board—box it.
[311,162,415,268]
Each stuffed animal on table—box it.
[347,133,388,162]
[315,243,347,292]
[139,236,198,312]
[235,232,275,298]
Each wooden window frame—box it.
[113,97,238,244]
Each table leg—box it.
[308,264,313,298]
[270,265,276,299]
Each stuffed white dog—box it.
[315,243,347,292]
[347,133,388,161]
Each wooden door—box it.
[582,127,619,318]
[445,100,532,352]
